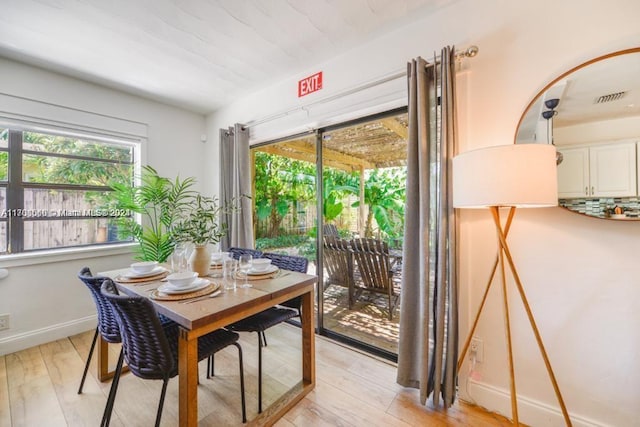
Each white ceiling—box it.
[0,0,455,114]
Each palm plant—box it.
[110,166,196,262]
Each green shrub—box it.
[255,234,308,250]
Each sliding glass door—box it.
[251,133,318,267]
[251,108,408,359]
[319,110,407,358]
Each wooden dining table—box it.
[98,267,317,426]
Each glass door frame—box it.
[250,106,407,362]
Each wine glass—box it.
[238,254,253,288]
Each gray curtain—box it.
[219,123,254,249]
[396,47,459,408]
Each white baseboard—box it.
[0,315,96,356]
[467,380,609,427]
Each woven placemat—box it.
[149,281,220,301]
[114,269,170,284]
[235,267,280,281]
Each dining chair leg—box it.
[207,355,214,378]
[154,377,170,427]
[257,332,263,414]
[101,348,124,427]
[78,327,98,394]
[261,330,268,347]
[232,343,247,423]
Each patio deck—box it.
[322,283,400,354]
[262,253,401,355]
[304,260,400,355]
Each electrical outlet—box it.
[0,314,9,331]
[470,337,483,363]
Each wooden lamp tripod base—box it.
[456,206,572,426]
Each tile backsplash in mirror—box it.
[559,197,640,219]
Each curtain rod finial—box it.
[465,46,479,58]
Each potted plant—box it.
[110,166,196,262]
[174,194,226,276]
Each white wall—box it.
[0,58,206,355]
[206,1,640,426]
[556,116,640,145]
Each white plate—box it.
[123,266,167,279]
[158,278,210,295]
[247,264,278,275]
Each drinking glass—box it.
[238,254,253,288]
[210,251,224,278]
[223,258,237,291]
[183,243,194,270]
[171,244,187,272]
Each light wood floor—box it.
[0,324,513,426]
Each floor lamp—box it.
[452,144,572,426]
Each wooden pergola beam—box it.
[380,118,408,140]
[281,140,375,169]
[255,143,358,172]
[254,138,377,171]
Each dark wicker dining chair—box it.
[228,246,263,260]
[227,252,308,413]
[100,279,247,426]
[76,267,180,426]
[76,267,122,397]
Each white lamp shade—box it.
[453,144,558,208]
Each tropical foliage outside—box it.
[253,150,407,258]
[0,129,134,252]
[0,130,133,186]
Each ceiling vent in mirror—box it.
[595,91,627,103]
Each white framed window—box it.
[0,126,138,254]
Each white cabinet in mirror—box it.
[557,140,640,219]
[515,47,640,220]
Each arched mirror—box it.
[515,48,640,220]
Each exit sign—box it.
[298,71,323,97]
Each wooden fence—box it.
[1,189,116,251]
[255,195,361,238]
[26,189,114,250]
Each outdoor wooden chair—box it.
[323,234,354,308]
[350,238,400,320]
[322,223,339,236]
